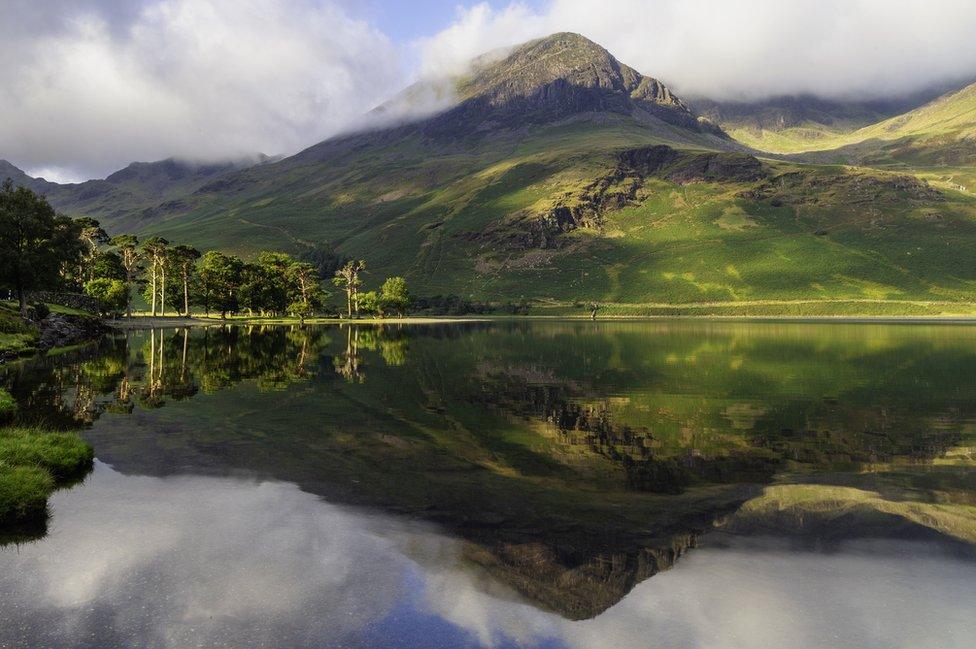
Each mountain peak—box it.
[415,32,722,139]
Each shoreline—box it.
[103,313,976,329]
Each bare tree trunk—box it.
[183,273,190,316]
[150,263,157,317]
[160,266,166,317]
[125,271,133,318]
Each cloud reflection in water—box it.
[1,462,974,649]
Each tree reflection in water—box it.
[1,321,975,619]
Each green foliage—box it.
[0,180,84,314]
[356,290,381,315]
[286,300,314,323]
[379,276,410,316]
[90,251,126,281]
[300,244,347,280]
[84,278,128,315]
[196,251,243,317]
[243,251,292,315]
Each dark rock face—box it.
[462,532,701,620]
[619,144,766,184]
[37,314,109,350]
[422,33,723,138]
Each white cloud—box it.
[6,0,976,180]
[0,0,401,179]
[415,0,976,102]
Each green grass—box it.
[0,427,95,481]
[734,481,976,545]
[0,304,39,357]
[0,390,15,419]
[39,112,976,316]
[726,82,976,161]
[0,426,94,529]
[0,466,54,524]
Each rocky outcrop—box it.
[462,532,700,620]
[472,144,767,249]
[744,169,944,206]
[421,33,725,138]
[37,313,109,350]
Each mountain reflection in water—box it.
[1,321,975,646]
[0,461,973,649]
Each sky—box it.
[3,0,976,182]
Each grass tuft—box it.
[0,465,54,523]
[0,425,94,530]
[0,390,15,420]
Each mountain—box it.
[0,155,271,224]
[416,32,723,138]
[689,95,906,153]
[791,81,976,167]
[5,33,976,314]
[688,85,954,154]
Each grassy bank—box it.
[0,390,94,536]
[108,298,976,328]
[0,304,39,357]
[530,299,976,318]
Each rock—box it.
[469,144,767,250]
[37,313,109,350]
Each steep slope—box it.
[690,95,904,153]
[802,81,976,166]
[689,86,954,154]
[427,32,722,137]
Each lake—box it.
[1,321,975,648]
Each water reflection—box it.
[1,321,975,629]
[0,462,973,649]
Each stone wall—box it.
[26,291,102,314]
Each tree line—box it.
[0,180,411,321]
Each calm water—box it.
[1,321,975,648]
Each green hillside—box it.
[4,33,976,313]
[97,120,976,311]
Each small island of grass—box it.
[0,390,94,538]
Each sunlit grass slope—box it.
[88,116,976,313]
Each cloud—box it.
[0,464,422,647]
[419,537,976,649]
[2,462,975,647]
[6,0,976,181]
[0,0,401,180]
[415,0,976,102]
